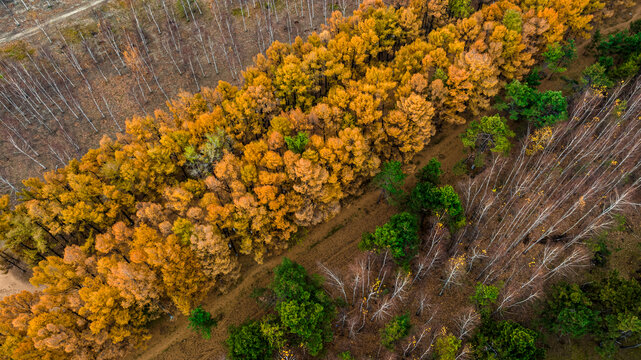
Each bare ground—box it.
[0,267,34,299]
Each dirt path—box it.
[539,3,641,93]
[126,124,467,360]
[598,4,641,35]
[0,0,110,44]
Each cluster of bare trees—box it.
[320,252,412,334]
[317,79,641,358]
[318,225,452,359]
[0,0,362,190]
[319,241,463,359]
[449,80,641,310]
[0,43,101,153]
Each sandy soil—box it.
[0,268,34,299]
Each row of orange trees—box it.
[0,0,601,358]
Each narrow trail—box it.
[578,5,641,51]
[0,0,110,44]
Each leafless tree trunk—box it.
[0,173,17,195]
[145,2,162,34]
[101,95,121,131]
[1,1,20,26]
[8,133,46,170]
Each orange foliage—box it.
[0,0,601,357]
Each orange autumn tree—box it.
[0,0,602,357]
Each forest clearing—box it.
[1,0,641,359]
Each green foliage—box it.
[590,273,641,356]
[272,258,335,356]
[503,80,568,128]
[609,53,641,80]
[590,272,641,320]
[595,30,641,82]
[338,351,355,360]
[502,9,523,32]
[184,129,232,178]
[229,260,336,357]
[409,184,466,231]
[473,152,486,169]
[433,185,466,230]
[172,218,194,245]
[434,334,461,360]
[284,132,309,154]
[452,160,469,176]
[259,315,287,349]
[563,40,577,63]
[524,67,542,87]
[417,158,442,185]
[226,320,274,360]
[380,314,411,349]
[359,212,419,268]
[201,130,232,161]
[374,161,407,206]
[543,41,576,74]
[596,31,641,65]
[448,0,473,19]
[59,23,98,44]
[587,234,610,267]
[613,213,628,232]
[473,319,544,360]
[250,287,276,308]
[184,145,199,163]
[434,68,449,82]
[544,283,599,338]
[471,283,499,315]
[581,63,615,89]
[543,43,564,70]
[231,7,245,16]
[544,273,641,357]
[587,29,603,55]
[535,91,569,128]
[188,306,218,339]
[630,19,641,35]
[271,256,323,301]
[461,115,515,155]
